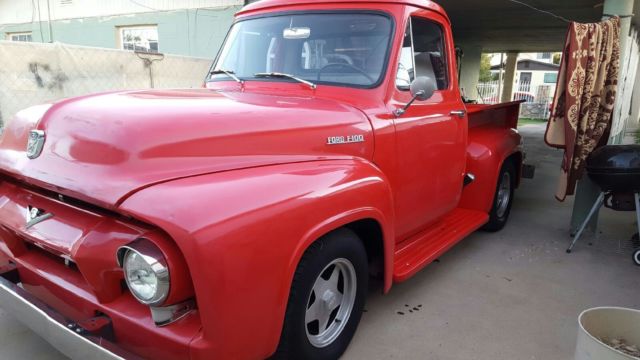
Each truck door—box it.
[390,13,467,240]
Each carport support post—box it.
[501,52,518,103]
[458,44,483,101]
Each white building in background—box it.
[486,52,560,103]
[490,57,560,101]
[0,0,243,57]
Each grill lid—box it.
[586,145,640,193]
[586,145,640,174]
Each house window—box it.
[119,26,158,53]
[544,72,558,83]
[7,32,32,42]
[538,52,551,60]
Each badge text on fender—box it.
[326,134,365,145]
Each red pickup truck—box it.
[0,0,528,359]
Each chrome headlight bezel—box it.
[117,239,170,306]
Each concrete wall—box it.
[0,4,241,58]
[0,40,212,126]
[630,59,640,131]
[457,43,482,100]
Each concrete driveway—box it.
[1,124,638,359]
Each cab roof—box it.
[238,0,448,21]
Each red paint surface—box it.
[0,1,523,359]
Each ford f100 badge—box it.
[26,130,46,159]
[326,135,365,145]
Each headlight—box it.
[117,239,170,306]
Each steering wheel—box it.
[317,63,375,83]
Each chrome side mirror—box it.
[410,76,437,101]
[394,76,437,117]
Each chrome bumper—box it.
[0,272,129,360]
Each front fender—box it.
[118,159,394,360]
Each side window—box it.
[396,17,449,91]
[396,23,414,89]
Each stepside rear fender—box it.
[118,159,395,360]
[459,127,522,213]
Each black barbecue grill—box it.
[586,145,640,193]
[567,145,640,264]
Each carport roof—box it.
[437,0,639,52]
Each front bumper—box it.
[0,266,135,360]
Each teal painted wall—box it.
[0,6,240,58]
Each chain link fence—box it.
[0,40,212,127]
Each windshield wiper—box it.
[254,72,316,89]
[210,69,243,84]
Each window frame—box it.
[538,52,552,60]
[544,72,558,84]
[395,19,416,91]
[7,32,33,42]
[395,16,450,92]
[117,25,159,53]
[207,10,397,90]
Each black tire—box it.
[273,228,368,360]
[633,250,640,266]
[483,161,516,232]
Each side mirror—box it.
[394,76,437,117]
[410,76,437,101]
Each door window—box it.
[395,17,448,90]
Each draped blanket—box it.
[545,17,620,201]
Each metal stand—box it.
[566,192,605,253]
[567,192,640,254]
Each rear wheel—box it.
[274,228,367,360]
[633,249,640,266]
[483,161,516,232]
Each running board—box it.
[393,208,489,282]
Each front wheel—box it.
[274,228,368,360]
[483,161,516,232]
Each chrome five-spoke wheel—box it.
[274,228,367,359]
[305,258,357,348]
[483,161,516,232]
[496,171,512,219]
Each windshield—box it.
[210,13,393,88]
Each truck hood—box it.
[0,89,373,209]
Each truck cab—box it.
[0,1,525,359]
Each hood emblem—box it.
[26,130,46,159]
[326,134,365,145]
[26,205,53,229]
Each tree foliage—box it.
[478,53,494,82]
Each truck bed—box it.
[466,100,524,130]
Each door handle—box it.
[450,110,466,118]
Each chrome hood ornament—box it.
[26,130,45,159]
[26,205,53,229]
